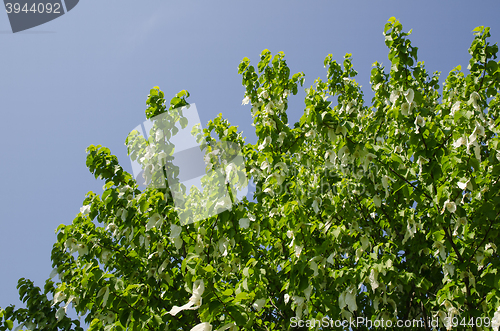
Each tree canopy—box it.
[1,17,500,331]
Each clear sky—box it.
[1,0,499,319]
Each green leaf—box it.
[234,292,249,302]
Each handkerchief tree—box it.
[1,17,500,331]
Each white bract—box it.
[168,280,205,316]
[389,90,401,104]
[312,197,322,214]
[401,102,411,116]
[443,200,457,214]
[492,305,500,331]
[339,286,357,312]
[457,179,472,191]
[450,101,460,117]
[80,205,90,215]
[242,96,250,105]
[469,91,480,110]
[369,269,379,292]
[416,156,429,175]
[146,213,162,231]
[404,88,414,104]
[453,137,465,148]
[258,136,271,151]
[253,298,266,311]
[291,295,306,319]
[414,115,425,133]
[190,322,212,331]
[239,218,250,229]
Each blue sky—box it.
[1,0,499,319]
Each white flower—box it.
[304,284,312,300]
[469,91,480,110]
[284,293,290,304]
[381,175,389,190]
[216,323,237,331]
[155,129,164,142]
[328,128,337,142]
[169,280,205,316]
[401,102,411,116]
[443,264,455,278]
[363,153,377,172]
[170,224,182,238]
[486,243,497,252]
[312,197,322,214]
[457,179,472,191]
[146,213,162,231]
[416,156,429,166]
[414,115,425,133]
[260,90,269,99]
[286,230,294,239]
[453,216,467,235]
[225,163,237,182]
[242,96,250,105]
[263,187,273,196]
[450,101,460,117]
[294,245,303,258]
[264,101,275,113]
[433,241,447,261]
[55,306,66,321]
[157,151,167,163]
[80,205,91,215]
[305,130,316,139]
[253,298,266,311]
[453,137,465,148]
[369,269,379,292]
[310,259,319,277]
[258,136,271,151]
[49,268,58,280]
[443,200,456,213]
[344,286,357,312]
[52,291,66,306]
[239,218,250,229]
[491,306,500,331]
[77,243,89,255]
[215,196,232,211]
[292,296,306,319]
[394,146,403,153]
[101,249,111,263]
[277,132,286,144]
[389,90,400,104]
[474,122,485,137]
[174,237,183,250]
[121,208,128,222]
[190,322,212,331]
[404,88,414,104]
[445,302,459,330]
[416,156,429,175]
[219,238,229,257]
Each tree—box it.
[1,17,500,331]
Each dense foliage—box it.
[1,18,500,331]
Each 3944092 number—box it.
[5,3,61,14]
